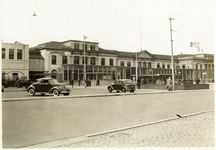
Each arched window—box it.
[143,62,146,68]
[162,63,165,69]
[120,61,124,66]
[182,64,185,69]
[51,69,57,79]
[127,61,131,67]
[91,57,96,65]
[157,63,160,68]
[74,56,79,64]
[148,62,151,68]
[138,62,141,67]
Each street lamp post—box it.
[84,35,87,88]
[169,17,175,91]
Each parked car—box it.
[2,84,4,92]
[26,78,71,96]
[107,79,136,93]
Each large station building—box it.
[28,39,214,83]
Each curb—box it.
[24,109,214,148]
[2,89,214,102]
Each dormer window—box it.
[91,45,95,51]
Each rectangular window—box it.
[120,61,124,66]
[9,49,14,59]
[74,56,79,64]
[167,64,170,69]
[101,58,105,65]
[2,48,5,59]
[109,58,113,66]
[52,55,56,65]
[17,49,22,60]
[62,56,67,64]
[162,64,165,69]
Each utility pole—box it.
[169,17,175,91]
[84,35,87,88]
[136,50,137,83]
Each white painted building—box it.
[2,42,29,81]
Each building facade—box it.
[2,42,29,81]
[29,40,214,83]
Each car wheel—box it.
[117,91,120,93]
[108,87,113,93]
[130,90,134,93]
[121,87,126,93]
[64,93,70,96]
[29,88,35,96]
[53,89,59,96]
[41,94,45,96]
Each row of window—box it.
[2,48,22,60]
[51,55,215,70]
[156,63,170,69]
[74,43,96,51]
[51,55,114,66]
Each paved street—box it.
[2,89,214,148]
[55,111,214,148]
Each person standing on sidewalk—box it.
[71,79,74,88]
[166,76,172,91]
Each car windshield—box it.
[48,79,59,84]
[125,80,133,84]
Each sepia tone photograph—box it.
[0,0,215,149]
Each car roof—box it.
[116,79,132,81]
[37,78,55,80]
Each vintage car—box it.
[26,78,71,96]
[107,79,136,93]
[2,84,4,92]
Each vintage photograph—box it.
[1,0,215,149]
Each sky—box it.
[0,0,215,55]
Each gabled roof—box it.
[30,41,72,51]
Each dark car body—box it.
[107,79,136,93]
[26,78,71,96]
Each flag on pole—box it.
[190,42,199,48]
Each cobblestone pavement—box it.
[55,111,214,148]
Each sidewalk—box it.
[27,110,214,148]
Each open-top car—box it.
[26,78,71,96]
[107,79,135,93]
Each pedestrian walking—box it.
[78,80,81,86]
[166,76,172,91]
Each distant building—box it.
[29,40,214,83]
[2,42,29,81]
